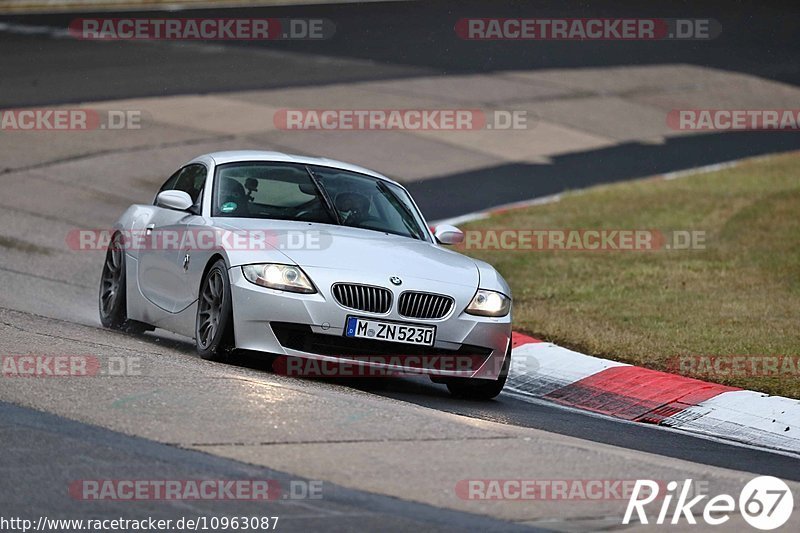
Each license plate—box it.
[344,316,435,346]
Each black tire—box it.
[99,233,151,334]
[446,343,511,400]
[195,259,235,361]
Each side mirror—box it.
[433,224,464,245]
[156,190,193,211]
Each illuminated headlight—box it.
[466,289,511,317]
[242,264,316,294]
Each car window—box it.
[248,175,317,207]
[156,164,207,207]
[211,161,428,241]
[213,162,333,221]
[311,165,427,241]
[173,164,207,204]
[156,170,181,199]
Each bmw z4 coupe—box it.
[99,151,512,399]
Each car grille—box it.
[398,291,454,319]
[332,283,392,314]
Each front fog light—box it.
[242,264,316,293]
[466,289,511,317]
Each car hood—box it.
[216,219,479,287]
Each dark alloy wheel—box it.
[196,259,235,361]
[98,232,150,333]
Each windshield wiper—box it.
[304,166,341,225]
[376,181,425,241]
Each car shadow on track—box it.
[224,345,516,409]
[129,329,458,399]
[127,328,507,406]
[227,349,466,401]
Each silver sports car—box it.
[99,151,512,399]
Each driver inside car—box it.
[334,191,372,225]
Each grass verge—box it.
[459,152,800,398]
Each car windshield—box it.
[212,162,428,240]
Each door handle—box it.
[145,224,155,236]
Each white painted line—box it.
[431,194,562,227]
[660,154,776,180]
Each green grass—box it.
[459,152,800,398]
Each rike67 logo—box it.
[624,477,794,529]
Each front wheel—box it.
[195,259,235,361]
[446,344,511,400]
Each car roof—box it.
[190,150,399,185]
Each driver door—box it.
[138,164,207,313]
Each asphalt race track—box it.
[1,402,537,532]
[1,1,799,531]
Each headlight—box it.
[466,289,511,317]
[242,264,316,294]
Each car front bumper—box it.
[229,265,512,380]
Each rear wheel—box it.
[446,344,511,400]
[196,259,235,361]
[98,232,151,333]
